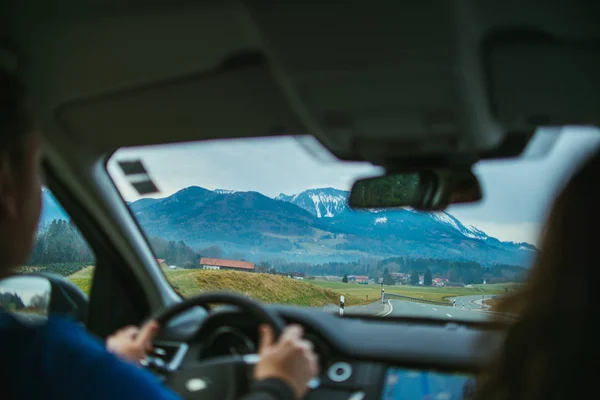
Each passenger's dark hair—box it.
[474,148,600,400]
[0,68,32,166]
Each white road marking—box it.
[381,300,394,317]
[446,314,452,317]
[432,308,438,311]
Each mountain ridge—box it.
[127,186,536,267]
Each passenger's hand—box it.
[106,320,160,364]
[254,324,319,398]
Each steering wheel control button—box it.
[186,378,208,392]
[328,362,353,382]
[308,378,320,389]
[153,347,167,356]
[348,392,366,400]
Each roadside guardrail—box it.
[384,293,450,306]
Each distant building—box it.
[354,275,368,284]
[199,257,255,272]
[390,272,409,284]
[319,275,340,281]
[432,278,448,287]
[156,259,168,268]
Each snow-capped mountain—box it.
[428,212,489,240]
[275,188,490,241]
[275,188,349,218]
[214,189,238,194]
[128,186,537,266]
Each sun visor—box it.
[57,56,306,151]
[485,37,600,129]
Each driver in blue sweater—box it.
[0,68,318,399]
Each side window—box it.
[17,188,96,295]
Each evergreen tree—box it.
[423,268,432,286]
[410,270,420,285]
[382,268,394,285]
[342,273,348,283]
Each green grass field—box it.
[68,268,367,307]
[68,266,95,295]
[308,280,521,303]
[164,269,370,307]
[66,266,521,307]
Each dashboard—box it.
[152,305,503,399]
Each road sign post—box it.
[381,288,385,304]
[339,295,345,316]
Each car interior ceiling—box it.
[3,1,600,399]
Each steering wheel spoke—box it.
[164,355,252,400]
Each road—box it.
[11,311,47,325]
[448,294,500,310]
[383,299,491,321]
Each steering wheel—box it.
[151,292,286,400]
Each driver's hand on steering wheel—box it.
[254,324,319,399]
[106,320,160,364]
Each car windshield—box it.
[106,127,600,321]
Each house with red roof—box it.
[199,257,255,272]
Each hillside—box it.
[127,186,536,267]
[68,266,95,295]
[164,269,367,307]
[65,268,368,307]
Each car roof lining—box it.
[4,0,600,166]
[57,53,305,151]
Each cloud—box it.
[108,136,382,201]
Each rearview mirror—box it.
[0,273,88,324]
[348,169,482,211]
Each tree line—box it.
[27,219,94,265]
[0,292,25,310]
[24,220,222,270]
[149,238,231,268]
[0,291,49,311]
[269,256,527,285]
[148,239,527,285]
[24,221,527,285]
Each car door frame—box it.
[42,159,167,338]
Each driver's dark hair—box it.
[474,148,600,400]
[0,67,32,166]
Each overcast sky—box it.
[108,127,600,245]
